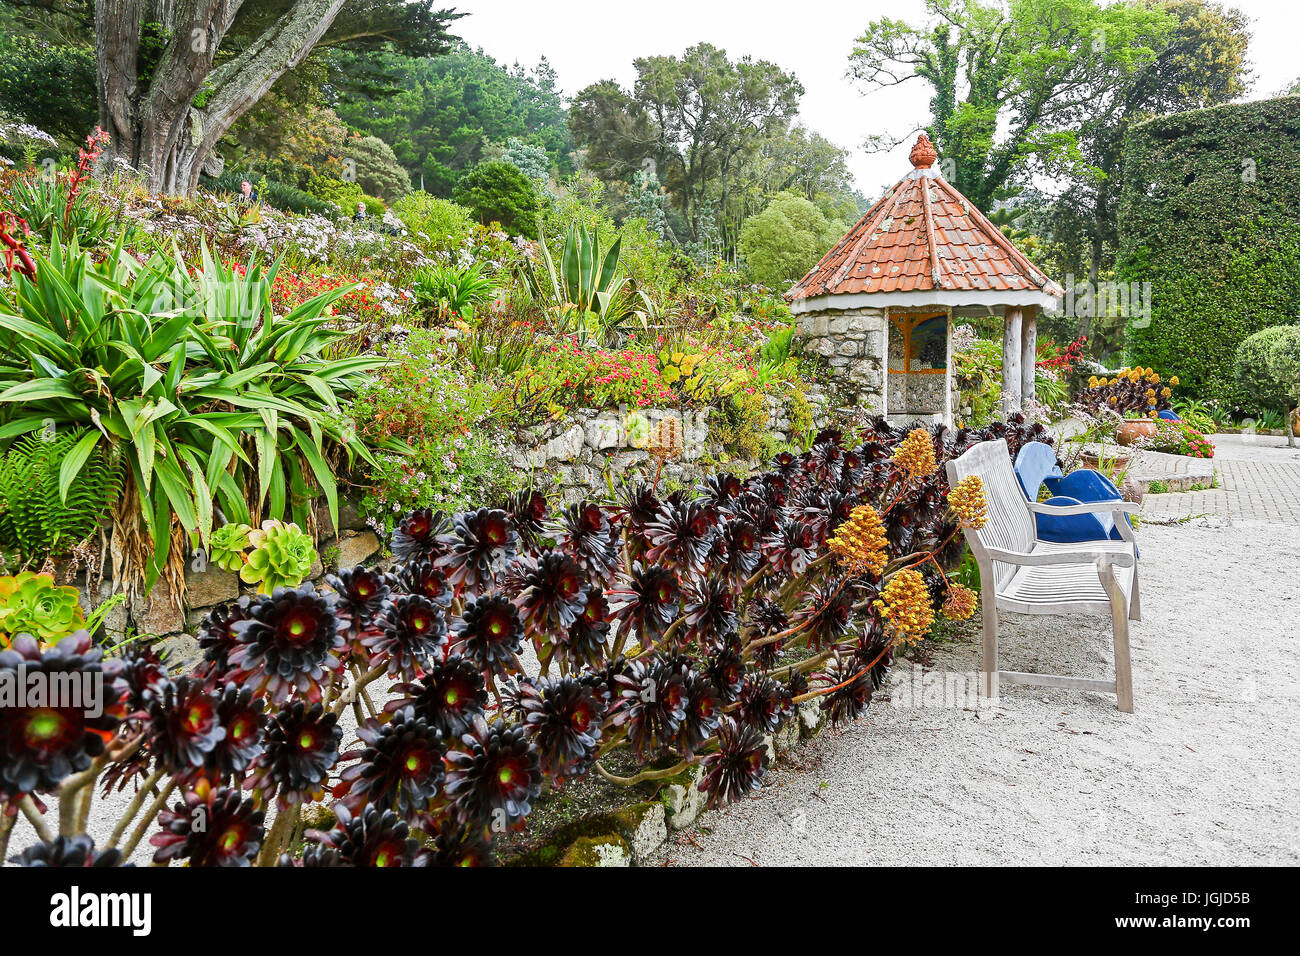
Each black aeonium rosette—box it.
[246,700,342,809]
[436,508,517,593]
[444,715,542,830]
[515,676,605,783]
[306,803,426,867]
[335,707,447,817]
[10,834,130,867]
[326,565,392,636]
[228,584,344,704]
[699,717,768,808]
[0,632,127,805]
[363,593,448,678]
[391,508,451,563]
[513,551,590,639]
[452,594,524,676]
[147,676,225,777]
[389,656,488,738]
[150,787,265,867]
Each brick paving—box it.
[1141,433,1300,524]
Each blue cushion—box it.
[1157,409,1180,421]
[1034,495,1111,543]
[1013,443,1136,549]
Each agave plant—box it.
[524,223,654,345]
[412,261,497,321]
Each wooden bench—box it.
[946,438,1141,712]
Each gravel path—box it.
[653,433,1300,866]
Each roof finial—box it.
[910,133,938,170]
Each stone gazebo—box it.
[787,133,1062,425]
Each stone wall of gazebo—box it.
[793,306,889,416]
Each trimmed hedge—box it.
[1118,95,1300,409]
[1236,324,1300,415]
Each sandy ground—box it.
[651,434,1300,866]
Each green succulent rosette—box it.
[0,571,87,648]
[209,522,253,572]
[239,520,318,595]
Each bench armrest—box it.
[1025,499,1140,516]
[984,546,1135,569]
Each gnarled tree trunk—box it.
[95,0,347,195]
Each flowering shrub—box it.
[0,417,1051,867]
[516,340,676,409]
[1135,419,1215,458]
[352,331,520,534]
[1079,366,1179,418]
[1036,335,1087,373]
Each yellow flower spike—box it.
[1170,376,1179,386]
[1108,395,1118,404]
[826,505,889,576]
[1161,387,1171,398]
[941,583,978,621]
[873,568,935,646]
[892,428,937,480]
[948,474,988,530]
[1098,377,1108,386]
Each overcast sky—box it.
[453,0,1300,199]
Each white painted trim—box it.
[791,288,1060,314]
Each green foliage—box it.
[392,192,477,254]
[0,33,96,144]
[5,172,120,246]
[334,43,573,196]
[544,177,673,295]
[738,191,844,290]
[413,262,497,320]
[1235,324,1300,417]
[239,520,318,594]
[344,134,412,202]
[0,429,122,568]
[0,572,86,648]
[453,161,540,238]
[1119,95,1300,406]
[0,238,384,589]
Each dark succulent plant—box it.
[676,670,722,755]
[247,701,342,808]
[716,518,761,581]
[763,516,818,577]
[698,472,742,507]
[513,551,589,640]
[736,675,793,735]
[645,498,718,579]
[117,641,171,714]
[791,581,855,649]
[326,565,392,635]
[0,632,128,803]
[819,653,877,728]
[683,577,738,647]
[424,824,496,867]
[395,559,453,608]
[699,717,768,808]
[196,596,251,678]
[553,502,621,584]
[307,803,425,867]
[10,834,129,867]
[336,707,446,817]
[747,598,789,668]
[515,676,605,782]
[615,482,661,548]
[561,590,611,668]
[364,593,448,678]
[444,716,542,830]
[706,639,746,704]
[200,683,266,784]
[610,655,688,758]
[610,562,680,646]
[451,594,524,676]
[500,488,550,552]
[148,677,225,776]
[390,656,488,738]
[228,584,344,704]
[391,508,451,563]
[151,787,265,866]
[436,508,517,592]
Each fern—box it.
[0,430,123,566]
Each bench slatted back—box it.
[945,438,1035,590]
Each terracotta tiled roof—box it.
[787,134,1060,302]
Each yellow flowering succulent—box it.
[941,583,979,621]
[948,474,988,530]
[826,505,889,576]
[892,428,937,480]
[873,567,935,645]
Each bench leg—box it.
[1129,563,1142,622]
[981,594,999,699]
[1102,570,1135,713]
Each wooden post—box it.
[1020,305,1037,405]
[1003,307,1023,415]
